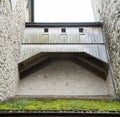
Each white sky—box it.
[34,0,95,22]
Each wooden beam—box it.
[18,52,109,79]
[19,53,49,73]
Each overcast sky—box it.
[34,0,95,22]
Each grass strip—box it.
[0,99,120,112]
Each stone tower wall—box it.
[0,0,120,101]
[0,0,25,101]
[92,0,120,96]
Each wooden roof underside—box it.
[18,52,109,80]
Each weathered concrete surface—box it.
[17,60,113,96]
[0,0,24,101]
[92,0,120,96]
[25,0,32,22]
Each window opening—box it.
[79,28,83,33]
[61,28,66,33]
[44,28,49,33]
[79,28,84,35]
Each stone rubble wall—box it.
[92,0,120,96]
[0,0,25,101]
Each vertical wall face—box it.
[0,0,25,101]
[25,0,32,22]
[92,0,120,96]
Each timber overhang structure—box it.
[19,22,109,79]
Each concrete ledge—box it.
[15,95,114,100]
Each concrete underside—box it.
[17,60,111,96]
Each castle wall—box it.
[0,0,119,101]
[17,60,111,96]
[0,0,25,101]
[92,0,120,96]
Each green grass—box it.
[0,99,120,112]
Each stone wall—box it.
[92,0,120,96]
[0,0,25,101]
[17,60,113,96]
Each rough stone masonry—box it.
[92,0,120,96]
[0,0,25,101]
[0,0,120,101]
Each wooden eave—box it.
[18,52,109,80]
[25,22,103,28]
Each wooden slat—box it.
[74,53,109,79]
[23,27,104,44]
[19,53,49,73]
[19,44,108,62]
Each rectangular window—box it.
[79,28,84,35]
[79,28,83,33]
[44,28,49,33]
[61,28,66,33]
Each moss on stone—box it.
[0,99,120,111]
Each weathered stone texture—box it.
[17,60,113,96]
[0,0,24,101]
[92,0,120,96]
[25,0,32,22]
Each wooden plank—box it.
[23,27,104,44]
[19,53,49,73]
[19,44,108,62]
[73,57,108,79]
[25,22,103,27]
